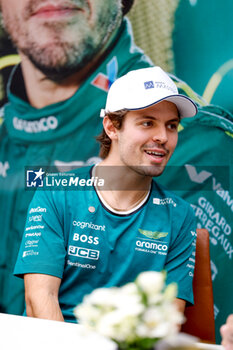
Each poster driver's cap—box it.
[100,66,197,119]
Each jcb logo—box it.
[68,245,99,260]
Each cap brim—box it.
[164,95,197,118]
[125,94,197,119]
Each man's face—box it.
[112,101,179,177]
[0,0,122,80]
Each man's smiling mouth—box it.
[145,151,165,157]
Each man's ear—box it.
[103,116,118,141]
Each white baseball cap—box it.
[100,66,197,118]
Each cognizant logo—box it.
[73,221,105,231]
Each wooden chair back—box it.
[181,229,215,343]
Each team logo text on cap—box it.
[154,82,177,93]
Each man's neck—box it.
[95,161,152,212]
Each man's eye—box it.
[142,121,153,127]
[168,123,178,130]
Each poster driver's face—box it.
[0,0,122,80]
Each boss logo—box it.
[73,233,99,245]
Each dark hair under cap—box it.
[122,0,134,15]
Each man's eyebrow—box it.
[135,115,156,121]
[168,116,180,122]
[135,115,180,122]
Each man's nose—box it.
[152,125,168,144]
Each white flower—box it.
[136,271,165,296]
[147,292,164,305]
[74,303,103,327]
[74,271,183,347]
[96,309,139,342]
[114,290,142,311]
[83,287,118,309]
[161,302,185,327]
[136,321,171,339]
[138,306,170,337]
[120,282,138,295]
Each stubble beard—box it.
[128,164,166,178]
[119,146,169,179]
[2,0,122,81]
[119,153,166,178]
[20,30,104,82]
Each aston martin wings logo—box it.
[138,229,168,239]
